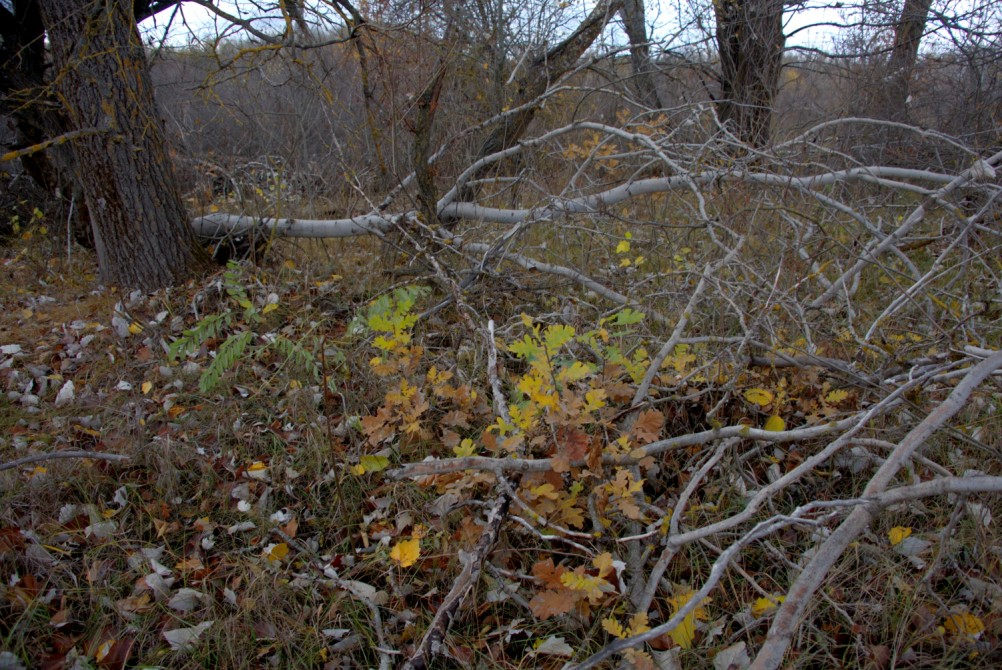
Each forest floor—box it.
[1,235,1001,670]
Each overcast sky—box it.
[137,0,846,51]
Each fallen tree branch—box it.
[569,471,1002,670]
[0,450,130,472]
[568,510,837,670]
[0,128,102,164]
[192,155,968,240]
[400,320,516,670]
[386,414,866,480]
[809,150,1002,308]
[191,211,402,239]
[459,241,671,325]
[748,350,1002,670]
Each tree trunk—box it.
[460,0,621,200]
[619,0,662,109]
[37,0,208,289]
[1,0,94,246]
[881,0,933,121]
[714,0,785,147]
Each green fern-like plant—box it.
[268,336,322,380]
[200,330,254,392]
[169,261,330,392]
[168,312,233,361]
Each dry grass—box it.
[1,182,1001,669]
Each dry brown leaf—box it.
[528,589,577,619]
[632,409,665,444]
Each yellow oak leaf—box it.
[628,612,650,635]
[744,388,774,407]
[825,389,849,404]
[602,617,625,638]
[453,438,477,457]
[389,538,420,568]
[666,588,709,649]
[263,542,289,562]
[943,611,985,639]
[752,595,785,618]
[558,360,593,383]
[583,388,607,412]
[560,569,613,604]
[763,415,786,431]
[888,526,912,546]
[358,455,389,473]
[592,552,615,578]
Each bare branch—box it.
[748,351,1002,670]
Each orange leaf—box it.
[631,410,664,444]
[529,589,577,620]
[531,558,566,589]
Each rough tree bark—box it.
[879,0,934,121]
[0,0,94,244]
[619,0,663,109]
[714,0,785,147]
[35,0,208,289]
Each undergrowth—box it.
[0,228,999,669]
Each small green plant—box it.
[168,261,325,392]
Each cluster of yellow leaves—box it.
[602,611,651,639]
[561,130,621,174]
[602,613,655,670]
[522,480,586,529]
[503,317,600,434]
[614,232,645,268]
[361,378,431,445]
[601,468,646,521]
[742,370,859,430]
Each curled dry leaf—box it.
[162,620,214,652]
